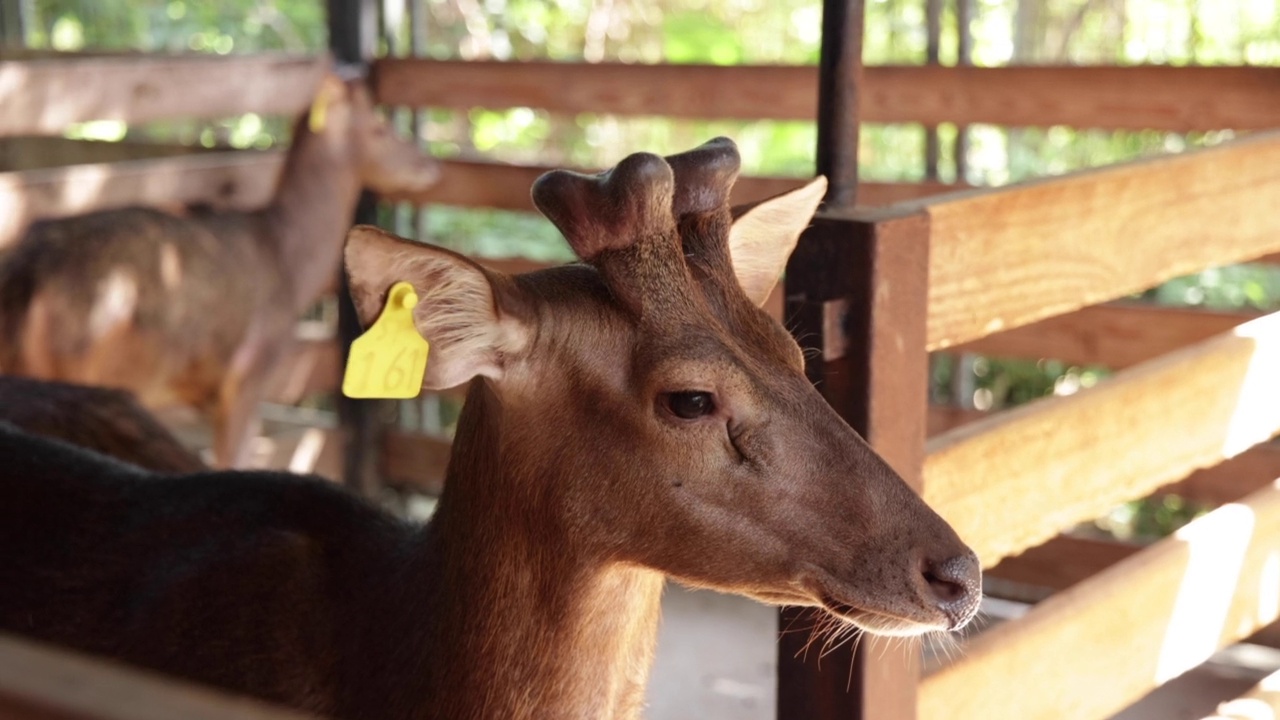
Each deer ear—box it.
[343,226,529,390]
[727,177,828,306]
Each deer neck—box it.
[259,126,364,314]
[415,382,665,720]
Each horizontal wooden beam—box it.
[923,310,1280,567]
[0,148,951,250]
[381,159,960,211]
[954,303,1260,369]
[925,403,987,437]
[0,149,284,247]
[374,59,1280,131]
[0,632,312,720]
[383,430,451,495]
[923,478,1280,720]
[0,52,324,136]
[1165,442,1280,507]
[919,131,1280,350]
[1202,669,1280,720]
[987,535,1140,591]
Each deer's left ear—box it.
[727,177,827,307]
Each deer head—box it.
[306,68,440,194]
[344,138,980,637]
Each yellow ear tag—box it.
[308,93,329,133]
[342,282,430,399]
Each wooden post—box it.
[329,0,383,497]
[779,210,931,720]
[778,2,931,717]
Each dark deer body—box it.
[0,139,979,720]
[0,376,203,473]
[0,71,440,467]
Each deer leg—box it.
[211,338,281,469]
[211,370,265,469]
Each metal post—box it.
[328,0,383,497]
[924,0,943,180]
[815,0,866,210]
[956,0,974,181]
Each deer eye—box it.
[663,391,716,420]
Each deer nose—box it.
[920,551,982,629]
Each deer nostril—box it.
[920,552,982,629]
[924,570,966,604]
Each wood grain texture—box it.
[0,150,284,247]
[0,633,314,720]
[954,303,1260,369]
[381,158,961,211]
[374,59,1280,130]
[924,310,1280,567]
[0,52,324,136]
[919,131,1280,350]
[922,479,1280,720]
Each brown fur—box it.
[0,376,202,473]
[0,139,979,720]
[0,71,439,467]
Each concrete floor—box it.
[647,584,776,720]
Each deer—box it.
[0,66,440,468]
[0,138,981,720]
[0,376,203,473]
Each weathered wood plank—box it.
[381,159,961,211]
[919,131,1280,350]
[1165,442,1280,507]
[0,52,324,136]
[988,535,1141,591]
[954,303,1260,369]
[0,150,284,247]
[0,632,314,720]
[375,60,1280,131]
[924,310,1280,567]
[921,479,1280,720]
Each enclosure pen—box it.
[2,0,1280,717]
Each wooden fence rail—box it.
[0,633,314,720]
[0,52,324,137]
[913,130,1280,350]
[922,474,1280,720]
[375,59,1280,131]
[924,310,1280,566]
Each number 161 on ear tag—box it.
[342,282,430,399]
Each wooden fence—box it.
[2,44,1280,720]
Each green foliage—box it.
[26,0,325,53]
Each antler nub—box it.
[665,137,741,218]
[531,152,675,262]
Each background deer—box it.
[0,376,203,473]
[0,139,980,720]
[0,67,440,467]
